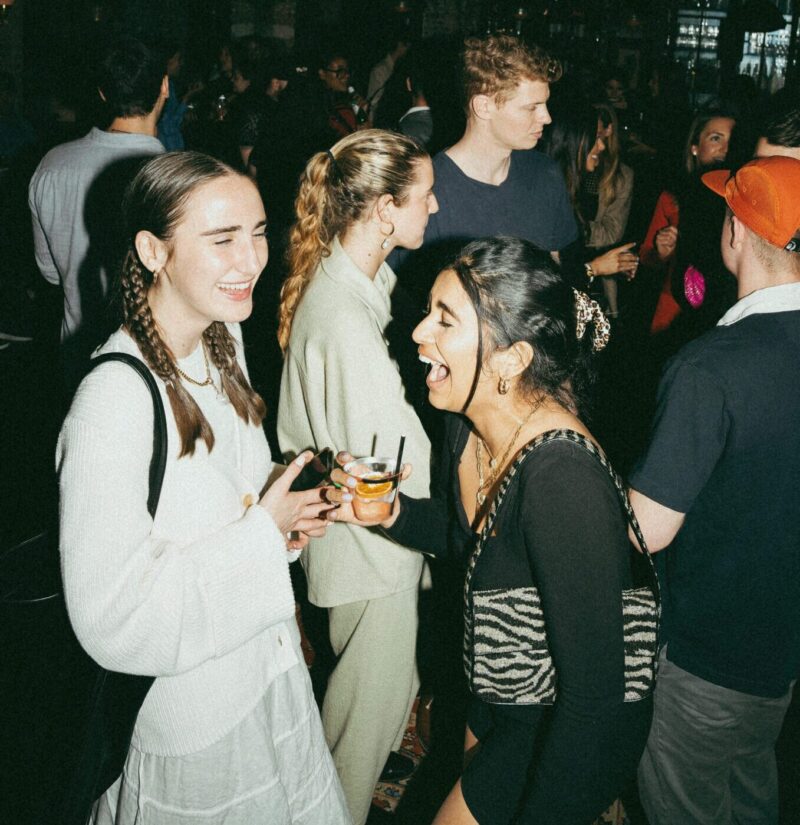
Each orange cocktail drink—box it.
[343,457,400,522]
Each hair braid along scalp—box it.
[278,129,428,352]
[119,151,265,457]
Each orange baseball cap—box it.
[702,156,800,250]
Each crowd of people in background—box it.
[1,24,799,825]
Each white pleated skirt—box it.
[92,662,352,825]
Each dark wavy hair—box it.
[447,236,596,416]
[538,100,598,222]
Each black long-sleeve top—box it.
[385,413,652,823]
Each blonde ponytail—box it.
[277,129,428,352]
[278,151,338,351]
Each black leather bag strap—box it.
[88,353,167,518]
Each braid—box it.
[120,248,215,457]
[278,151,337,351]
[203,322,266,425]
[278,130,426,351]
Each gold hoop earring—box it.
[498,377,510,395]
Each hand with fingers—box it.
[258,451,335,550]
[591,241,640,280]
[654,225,679,262]
[324,451,413,530]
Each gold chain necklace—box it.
[475,403,540,507]
[174,344,214,387]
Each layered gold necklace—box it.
[174,344,214,388]
[475,401,542,507]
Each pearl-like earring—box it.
[380,222,395,251]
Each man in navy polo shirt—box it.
[630,156,800,824]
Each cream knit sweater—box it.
[278,238,431,607]
[57,326,300,757]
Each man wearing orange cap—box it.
[628,156,800,825]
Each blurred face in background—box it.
[319,58,350,94]
[605,77,626,106]
[585,120,607,173]
[232,69,251,95]
[692,117,735,167]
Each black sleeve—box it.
[515,443,630,819]
[629,354,728,513]
[558,236,593,290]
[383,412,464,559]
[385,492,449,556]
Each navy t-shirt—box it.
[425,149,577,251]
[391,148,578,300]
[630,310,800,698]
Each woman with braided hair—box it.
[328,237,656,824]
[57,151,351,824]
[277,128,439,825]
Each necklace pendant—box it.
[476,491,486,506]
[488,457,497,470]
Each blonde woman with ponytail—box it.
[277,129,438,825]
[57,152,350,824]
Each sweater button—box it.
[242,493,255,508]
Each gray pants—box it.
[639,647,793,825]
[323,588,419,825]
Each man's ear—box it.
[134,230,168,277]
[470,93,493,122]
[729,212,747,250]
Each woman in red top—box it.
[640,112,736,334]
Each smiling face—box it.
[387,158,439,251]
[150,175,268,334]
[693,116,735,168]
[585,121,606,173]
[486,78,552,151]
[412,269,489,412]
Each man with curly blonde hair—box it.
[393,34,576,298]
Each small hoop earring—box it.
[380,222,395,250]
[498,377,510,395]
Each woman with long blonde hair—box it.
[277,129,438,825]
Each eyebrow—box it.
[200,219,267,236]
[435,298,459,320]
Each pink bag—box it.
[683,265,706,309]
